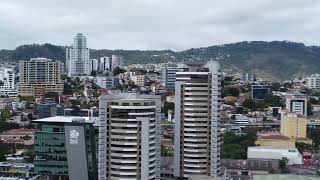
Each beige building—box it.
[281,112,307,139]
[18,58,63,97]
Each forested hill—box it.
[1,41,320,81]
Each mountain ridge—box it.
[1,41,319,81]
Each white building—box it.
[99,93,161,180]
[247,146,302,165]
[95,75,114,88]
[285,95,308,116]
[66,33,90,77]
[111,55,123,71]
[306,73,320,91]
[174,61,221,177]
[99,57,111,71]
[0,67,15,90]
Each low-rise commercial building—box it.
[247,146,302,165]
[252,85,272,100]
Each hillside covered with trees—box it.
[1,41,320,81]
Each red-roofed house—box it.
[0,128,35,145]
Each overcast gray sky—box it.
[0,0,319,50]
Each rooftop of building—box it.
[253,174,320,180]
[221,159,279,171]
[257,132,291,141]
[282,112,306,118]
[248,146,298,151]
[188,175,222,180]
[0,128,35,136]
[32,116,92,123]
[0,162,34,168]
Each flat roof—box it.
[253,175,319,180]
[32,116,92,123]
[248,146,297,150]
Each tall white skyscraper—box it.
[0,66,15,90]
[99,57,111,71]
[174,61,221,178]
[99,93,161,180]
[99,56,123,72]
[111,55,123,71]
[66,33,90,77]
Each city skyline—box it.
[0,0,320,50]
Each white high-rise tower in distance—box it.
[99,93,161,180]
[66,33,90,77]
[174,61,221,178]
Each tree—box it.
[307,101,313,116]
[162,102,174,116]
[296,142,315,153]
[91,70,97,77]
[242,99,255,109]
[221,130,257,159]
[222,86,240,97]
[279,158,288,173]
[113,67,126,76]
[271,82,281,91]
[264,93,283,107]
[0,121,19,132]
[236,107,245,114]
[0,110,11,120]
[308,128,320,147]
[27,113,33,120]
[0,141,10,161]
[24,148,35,163]
[45,91,59,101]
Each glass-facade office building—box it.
[34,117,97,180]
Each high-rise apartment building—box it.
[281,112,307,139]
[174,61,221,178]
[99,57,111,71]
[99,93,161,180]
[34,116,97,180]
[99,56,123,72]
[18,58,63,97]
[91,59,99,72]
[285,95,308,117]
[306,73,320,91]
[161,63,177,91]
[66,33,90,77]
[0,66,15,90]
[111,55,123,71]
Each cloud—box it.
[0,0,319,50]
